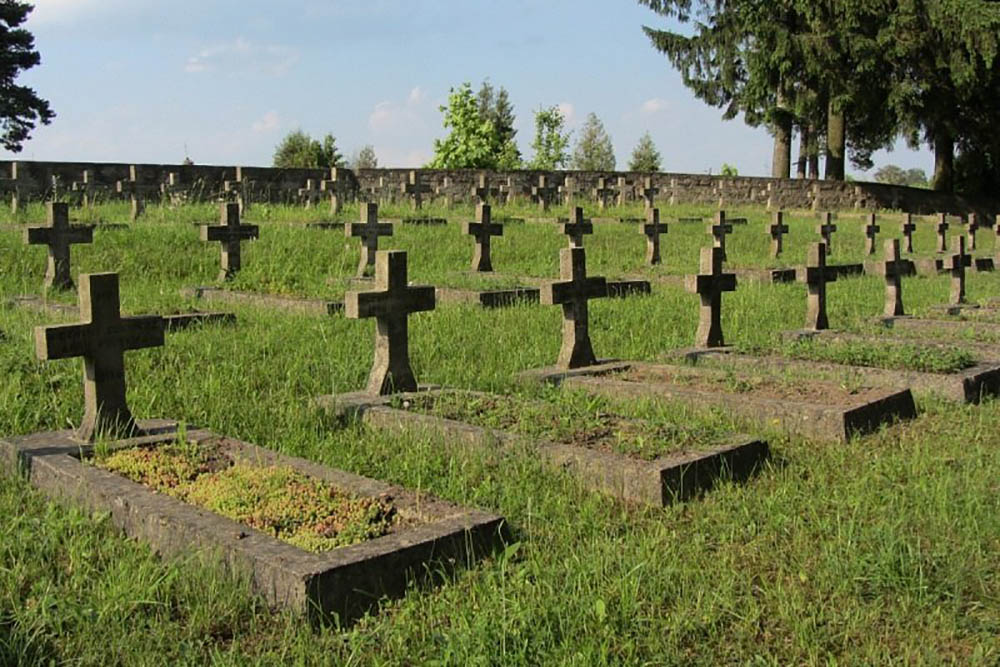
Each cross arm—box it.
[541,278,608,306]
[684,274,737,295]
[345,286,436,319]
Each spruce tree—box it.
[628,132,662,172]
[0,1,54,152]
[571,113,615,171]
[528,106,571,170]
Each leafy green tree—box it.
[477,80,521,168]
[0,1,54,152]
[873,164,907,185]
[720,163,738,176]
[272,130,343,168]
[528,106,571,170]
[571,113,615,171]
[351,145,378,169]
[628,132,662,172]
[429,82,520,169]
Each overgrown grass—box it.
[773,338,978,374]
[2,199,1000,663]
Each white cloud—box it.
[184,37,299,76]
[251,111,280,133]
[30,0,129,25]
[557,102,576,126]
[640,98,669,114]
[407,86,426,106]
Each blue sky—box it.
[8,0,933,179]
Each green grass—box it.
[2,199,1000,663]
[765,338,979,374]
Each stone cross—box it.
[346,202,394,278]
[966,212,979,251]
[900,213,916,253]
[345,251,435,395]
[864,213,881,255]
[321,168,351,215]
[636,177,658,211]
[540,247,608,369]
[800,242,837,330]
[471,173,496,205]
[199,203,259,281]
[766,211,789,259]
[401,170,431,210]
[298,179,321,208]
[642,208,666,265]
[71,170,101,208]
[948,234,969,305]
[685,246,737,348]
[707,211,733,262]
[116,165,145,222]
[532,175,557,212]
[25,202,94,291]
[434,176,456,208]
[816,212,837,254]
[593,177,617,211]
[560,206,594,248]
[462,203,503,272]
[935,213,949,253]
[878,238,907,317]
[559,176,577,206]
[34,272,165,441]
[615,177,631,207]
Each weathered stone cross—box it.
[115,165,144,222]
[799,242,836,330]
[816,212,837,254]
[900,213,916,253]
[878,238,907,317]
[34,272,165,441]
[401,170,431,211]
[71,170,101,208]
[199,202,259,281]
[560,206,594,248]
[593,177,617,211]
[935,213,950,253]
[559,176,577,206]
[966,212,979,251]
[766,211,789,259]
[636,177,658,211]
[707,211,733,262]
[471,173,496,205]
[25,202,93,291]
[346,202,394,278]
[863,213,881,255]
[462,203,503,272]
[321,167,350,215]
[345,250,435,395]
[948,234,969,305]
[532,175,557,212]
[298,179,321,208]
[642,208,667,265]
[685,246,737,348]
[540,247,608,369]
[615,177,631,207]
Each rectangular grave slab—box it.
[606,280,652,298]
[8,295,235,332]
[829,263,864,278]
[681,349,1000,404]
[877,315,1000,344]
[915,257,994,275]
[435,286,540,308]
[400,217,448,226]
[182,287,343,315]
[0,420,506,624]
[519,360,916,442]
[305,222,346,230]
[319,389,766,505]
[732,268,797,284]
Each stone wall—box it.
[0,160,994,219]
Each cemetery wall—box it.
[0,160,994,218]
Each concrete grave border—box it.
[9,295,236,332]
[181,286,343,316]
[318,389,767,506]
[0,419,506,624]
[518,360,916,442]
[681,348,1000,404]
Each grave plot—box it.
[23,202,93,290]
[436,203,541,308]
[6,295,235,332]
[1,271,504,624]
[519,245,916,441]
[338,388,768,506]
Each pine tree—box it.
[627,132,662,172]
[571,113,615,171]
[352,145,378,169]
[528,106,571,170]
[0,1,54,152]
[476,80,521,168]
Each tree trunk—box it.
[796,125,809,178]
[771,92,792,179]
[932,126,954,192]
[808,123,820,179]
[825,101,845,181]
